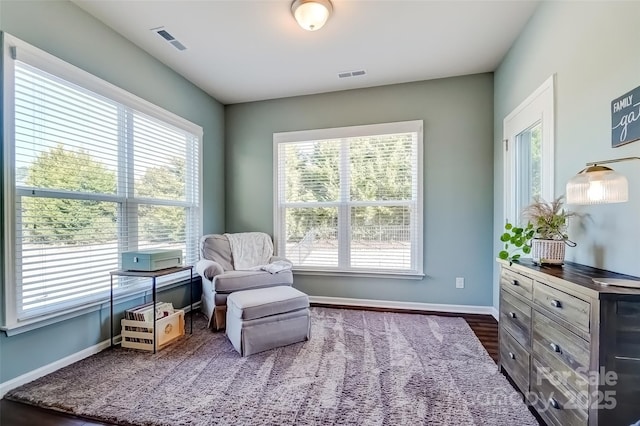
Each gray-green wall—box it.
[493,1,640,307]
[0,0,224,383]
[10,0,638,390]
[225,74,495,306]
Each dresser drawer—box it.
[531,358,587,426]
[500,290,532,349]
[533,282,590,334]
[500,329,530,392]
[501,268,533,300]
[532,311,590,395]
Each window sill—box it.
[1,276,199,336]
[293,269,425,280]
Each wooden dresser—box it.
[497,259,640,426]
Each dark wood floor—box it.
[465,313,499,362]
[0,309,499,426]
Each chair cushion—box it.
[214,270,293,293]
[200,234,234,271]
[227,286,309,321]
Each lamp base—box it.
[592,278,640,289]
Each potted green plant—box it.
[498,222,535,264]
[522,195,576,265]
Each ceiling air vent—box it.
[151,27,187,51]
[338,69,367,79]
[170,41,187,51]
[157,29,174,41]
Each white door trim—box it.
[503,75,555,224]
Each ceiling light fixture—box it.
[291,0,333,32]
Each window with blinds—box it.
[274,121,423,276]
[3,34,202,325]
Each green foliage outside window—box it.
[136,157,186,243]
[23,144,117,244]
[22,145,186,245]
[283,135,413,242]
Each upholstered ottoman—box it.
[226,286,310,357]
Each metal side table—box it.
[109,266,193,353]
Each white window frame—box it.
[503,75,555,224]
[273,120,424,279]
[2,33,203,331]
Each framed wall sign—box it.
[611,85,640,147]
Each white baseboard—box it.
[0,301,201,398]
[308,296,497,317]
[182,300,201,314]
[0,338,111,398]
[491,307,499,322]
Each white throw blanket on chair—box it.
[225,232,274,270]
[260,260,293,274]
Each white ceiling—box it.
[72,0,539,105]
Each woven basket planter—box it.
[531,239,566,265]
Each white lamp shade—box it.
[292,0,332,31]
[566,165,629,205]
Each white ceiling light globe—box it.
[292,0,333,31]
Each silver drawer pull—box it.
[550,299,562,308]
[508,312,517,319]
[548,397,560,409]
[511,280,519,286]
[508,352,515,360]
[550,343,561,353]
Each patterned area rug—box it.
[7,308,537,425]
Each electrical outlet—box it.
[456,277,465,289]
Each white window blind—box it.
[274,121,423,276]
[3,35,202,325]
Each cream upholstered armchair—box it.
[196,232,293,330]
